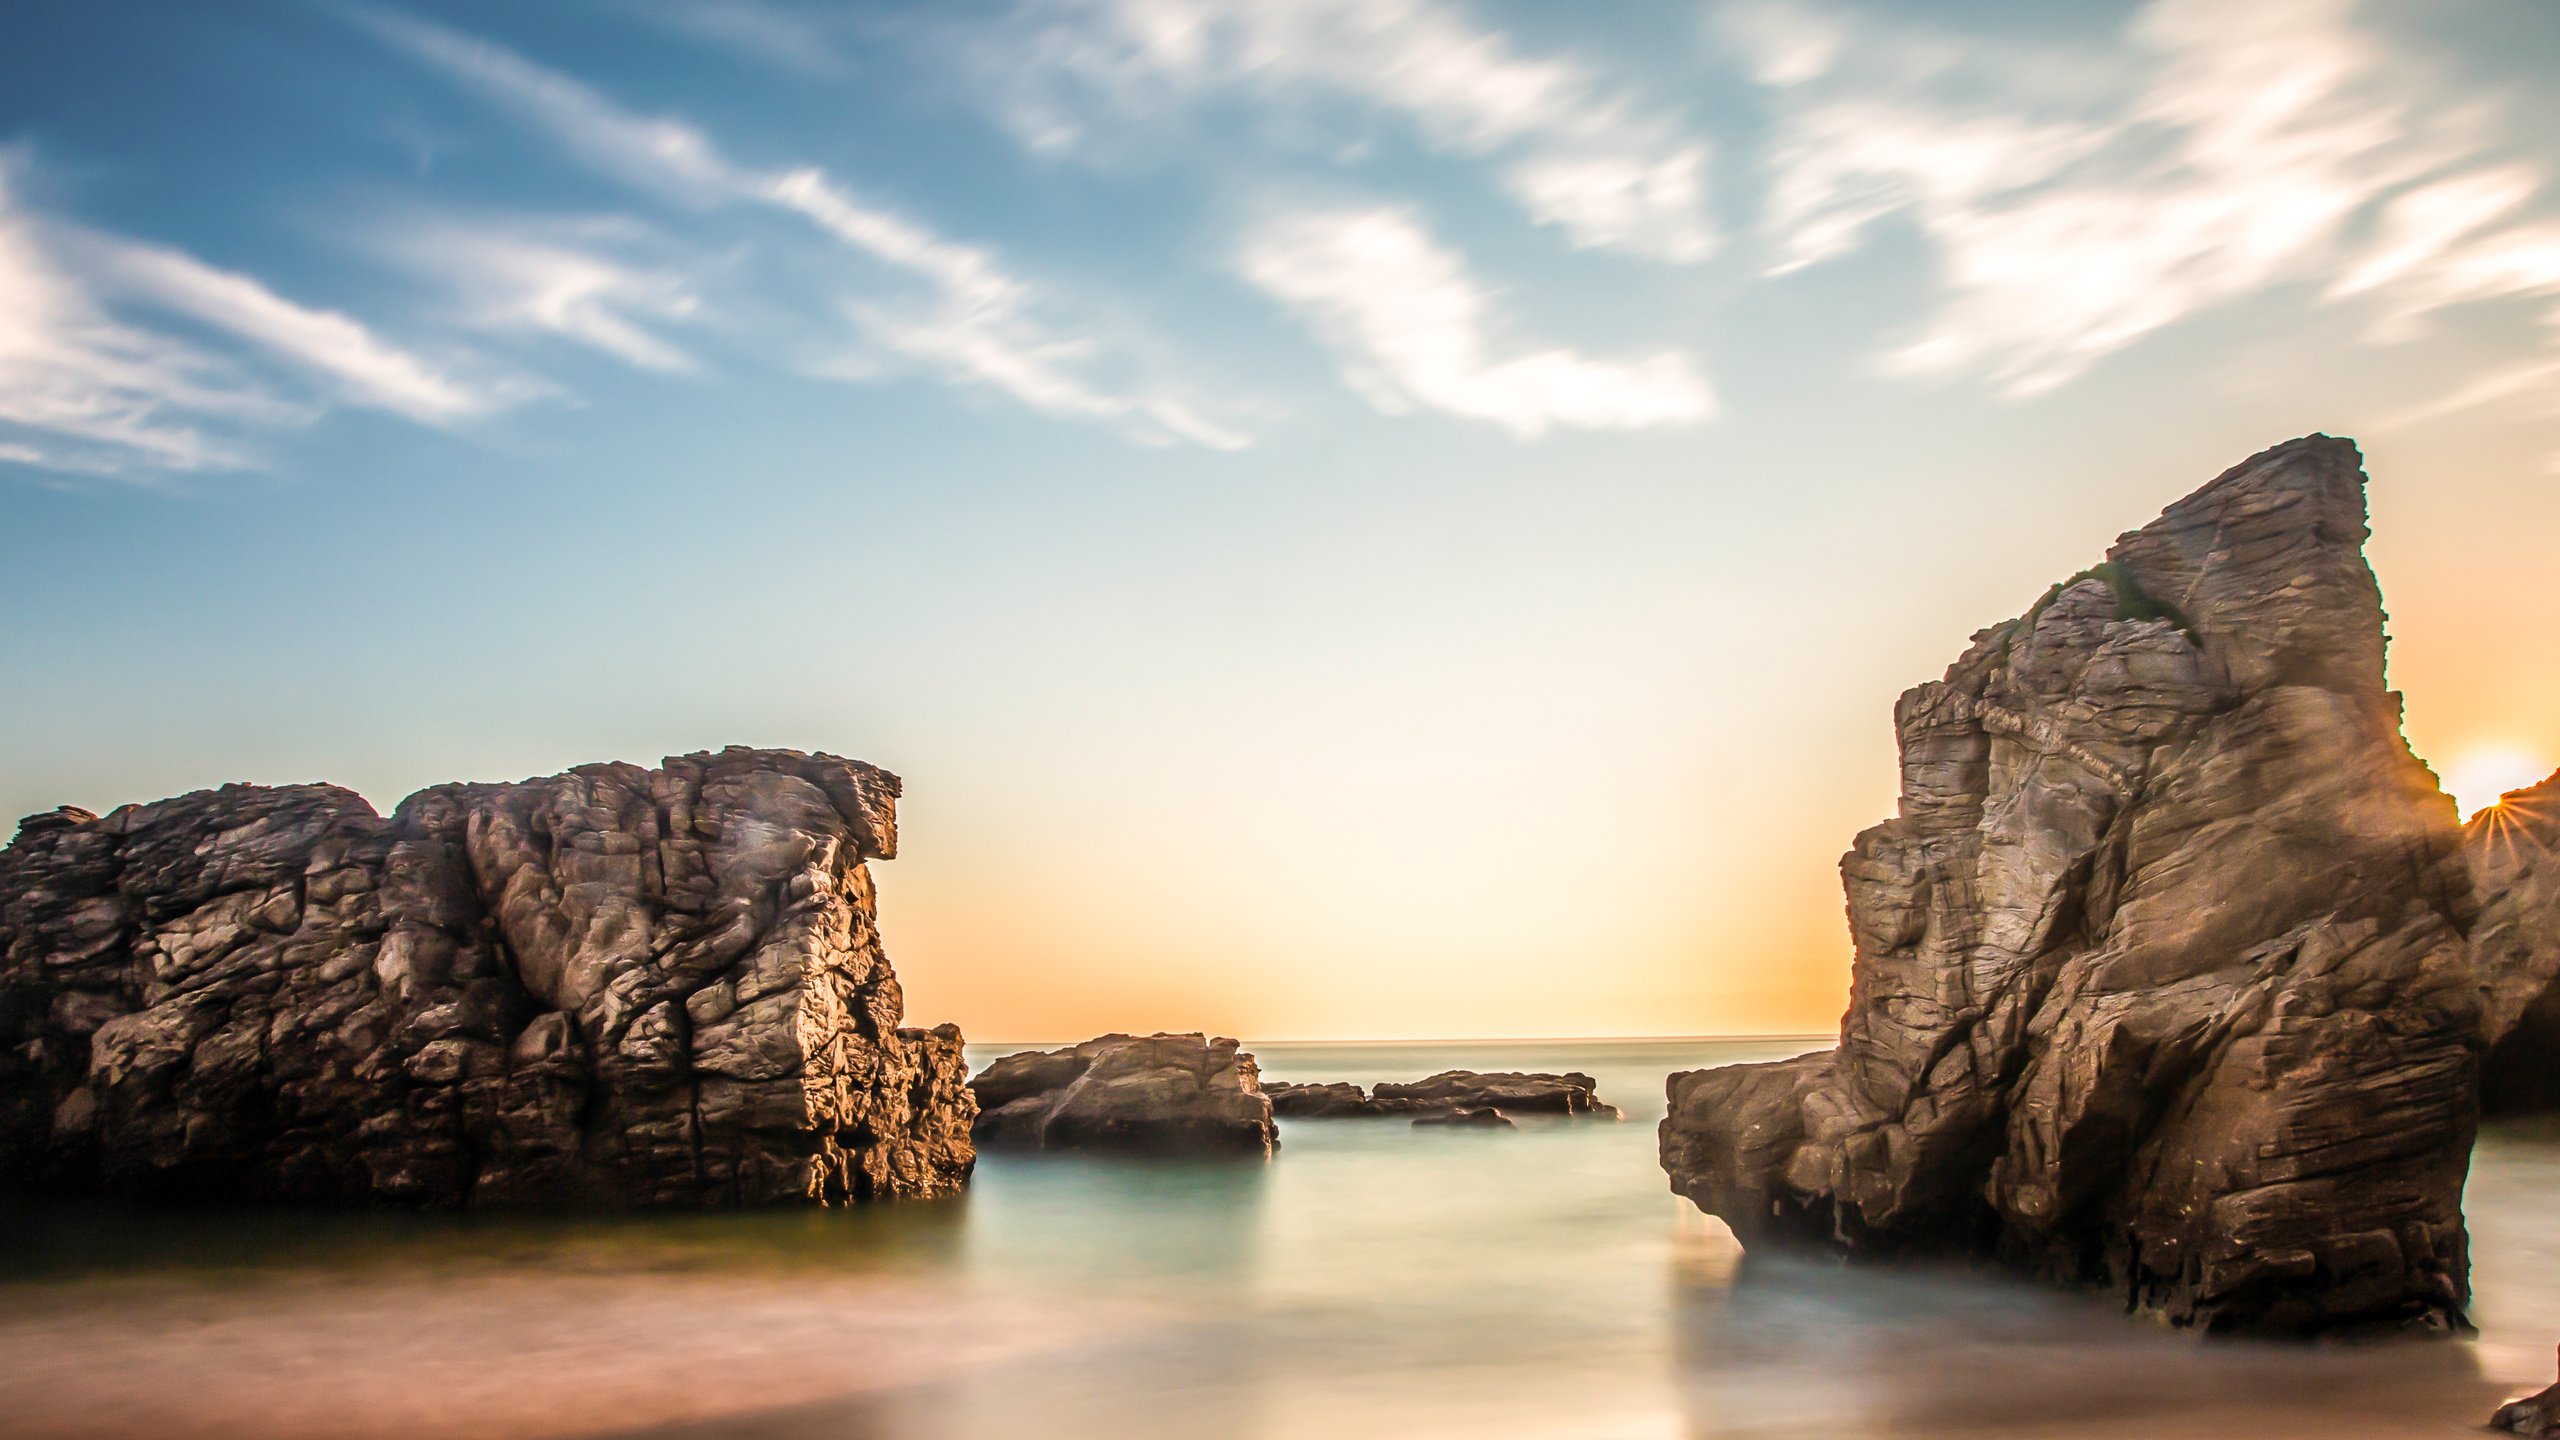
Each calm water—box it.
[4,1038,2558,1439]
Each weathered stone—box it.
[1265,1071,1618,1119]
[1662,436,2480,1336]
[970,1033,1276,1156]
[0,747,975,1207]
[2464,772,2560,1114]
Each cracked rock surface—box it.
[0,747,975,1207]
[1661,437,2481,1336]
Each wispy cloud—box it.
[0,154,492,477]
[381,214,704,374]
[973,0,1717,263]
[365,6,1246,449]
[1240,207,1713,436]
[1729,0,2558,399]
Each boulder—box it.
[970,1033,1277,1156]
[2463,772,2560,1114]
[1661,436,2480,1336]
[2496,1349,2560,1436]
[1264,1080,1376,1118]
[1412,1106,1511,1128]
[0,747,976,1207]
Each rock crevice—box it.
[0,747,975,1207]
[1661,437,2480,1335]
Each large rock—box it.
[0,747,976,1207]
[2464,772,2560,1114]
[1661,436,2481,1336]
[1265,1070,1618,1119]
[970,1033,1276,1156]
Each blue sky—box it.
[6,0,2560,1038]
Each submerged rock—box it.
[970,1033,1277,1156]
[1661,436,2480,1336]
[2464,773,2560,1114]
[1412,1106,1511,1128]
[1266,1071,1618,1119]
[0,748,976,1207]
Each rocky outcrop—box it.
[1265,1071,1618,1119]
[1661,436,2481,1336]
[970,1033,1276,1156]
[2464,773,2560,1114]
[0,747,976,1208]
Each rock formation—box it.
[1661,436,2481,1336]
[1412,1106,1512,1128]
[1265,1071,1618,1119]
[0,747,976,1207]
[2495,1349,2560,1436]
[970,1033,1277,1156]
[2463,772,2560,1114]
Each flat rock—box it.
[1266,1071,1617,1119]
[0,747,976,1207]
[1661,436,2480,1336]
[970,1033,1276,1156]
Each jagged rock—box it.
[2464,772,2560,1114]
[0,747,976,1207]
[1661,436,2481,1336]
[970,1033,1276,1156]
[1412,1106,1511,1128]
[1265,1071,1618,1119]
[2495,1349,2560,1436]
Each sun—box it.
[2441,745,2554,821]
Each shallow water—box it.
[3,1038,2557,1439]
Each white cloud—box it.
[1240,207,1714,436]
[1738,0,2558,399]
[384,216,703,374]
[367,7,1245,449]
[0,155,490,477]
[976,0,1717,262]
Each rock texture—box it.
[1662,436,2481,1336]
[1265,1071,1618,1119]
[0,747,976,1207]
[970,1033,1277,1156]
[2464,772,2560,1114]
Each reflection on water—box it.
[2,1039,2556,1439]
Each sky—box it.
[4,0,2560,1042]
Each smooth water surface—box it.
[3,1038,2557,1439]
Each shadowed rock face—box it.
[971,1033,1277,1156]
[0,747,976,1207]
[1661,436,2481,1336]
[2467,773,2560,1114]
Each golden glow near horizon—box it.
[2442,745,2553,821]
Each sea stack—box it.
[0,747,977,1207]
[1661,436,2481,1335]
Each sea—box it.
[3,1037,2557,1440]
